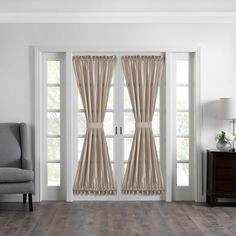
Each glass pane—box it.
[47,61,60,84]
[176,87,189,110]
[107,86,114,110]
[176,112,189,135]
[106,138,114,161]
[78,112,86,135]
[47,87,60,110]
[111,75,114,85]
[77,138,84,161]
[153,112,160,135]
[78,92,83,110]
[48,163,60,186]
[124,138,133,161]
[124,112,135,135]
[177,163,189,186]
[176,60,189,84]
[47,138,60,161]
[123,76,127,85]
[155,92,160,110]
[124,86,132,109]
[47,112,60,135]
[155,137,160,158]
[177,138,189,161]
[111,163,114,172]
[124,163,127,175]
[104,112,113,135]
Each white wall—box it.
[0,0,236,12]
[0,23,236,200]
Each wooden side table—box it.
[207,150,236,206]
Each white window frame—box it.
[35,47,204,202]
[36,52,68,201]
[171,53,194,200]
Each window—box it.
[47,60,61,186]
[171,53,194,201]
[40,52,66,200]
[176,59,190,186]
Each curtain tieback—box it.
[87,122,103,129]
[135,122,152,128]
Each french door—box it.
[40,52,196,201]
[75,55,164,200]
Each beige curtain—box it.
[73,56,116,194]
[122,56,165,194]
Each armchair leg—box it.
[28,194,33,212]
[23,194,27,204]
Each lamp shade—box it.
[219,98,236,120]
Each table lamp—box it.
[219,98,236,151]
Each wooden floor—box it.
[0,201,236,236]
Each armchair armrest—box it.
[20,123,34,171]
[22,158,33,170]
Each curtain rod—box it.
[72,52,165,56]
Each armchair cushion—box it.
[0,167,34,183]
[0,181,34,194]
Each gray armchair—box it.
[0,123,34,211]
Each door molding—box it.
[35,46,204,202]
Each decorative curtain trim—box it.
[73,55,116,195]
[87,122,103,129]
[122,55,165,194]
[135,122,152,128]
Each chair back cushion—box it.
[0,123,21,168]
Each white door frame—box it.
[72,53,164,201]
[36,52,67,201]
[35,46,204,202]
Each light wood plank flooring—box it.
[0,201,236,236]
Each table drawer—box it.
[214,181,236,193]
